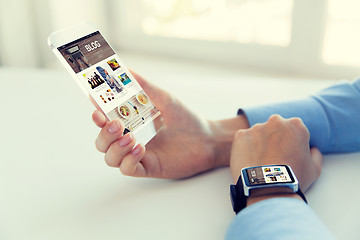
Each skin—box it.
[92,71,324,206]
[229,115,323,206]
[92,71,249,178]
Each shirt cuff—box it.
[225,198,336,240]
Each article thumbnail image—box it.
[107,59,121,71]
[65,45,91,72]
[96,66,124,94]
[100,89,115,104]
[82,71,105,89]
[106,91,158,133]
[118,73,132,85]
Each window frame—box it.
[111,0,360,80]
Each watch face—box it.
[245,165,294,186]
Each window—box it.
[6,0,358,78]
[112,0,360,79]
[322,0,360,66]
[140,0,293,46]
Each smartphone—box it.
[48,22,161,145]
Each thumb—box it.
[310,147,323,176]
[303,147,323,191]
[129,69,170,111]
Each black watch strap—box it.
[230,175,308,214]
[230,176,246,214]
[296,187,308,204]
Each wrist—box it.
[230,165,307,214]
[247,192,302,207]
[209,115,250,167]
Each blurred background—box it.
[0,0,359,80]
[1,1,360,239]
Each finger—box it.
[310,147,323,180]
[95,119,124,153]
[92,110,107,128]
[119,144,147,176]
[104,133,136,167]
[302,147,323,191]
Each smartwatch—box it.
[230,165,307,214]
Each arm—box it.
[92,73,359,178]
[92,71,249,178]
[241,79,360,153]
[226,198,335,240]
[227,115,336,240]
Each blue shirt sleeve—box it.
[225,198,336,240]
[227,80,360,239]
[241,79,360,153]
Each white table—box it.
[1,54,359,240]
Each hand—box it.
[230,115,323,193]
[92,71,249,179]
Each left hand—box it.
[230,115,323,192]
[92,71,249,179]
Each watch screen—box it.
[245,166,294,185]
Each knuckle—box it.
[290,118,309,137]
[267,115,284,128]
[234,129,246,140]
[268,114,282,122]
[95,138,106,153]
[250,122,263,131]
[119,164,133,176]
[104,152,117,167]
[289,117,304,127]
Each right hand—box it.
[92,71,248,179]
[230,115,323,192]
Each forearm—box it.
[242,79,360,153]
[209,115,249,167]
[226,198,336,240]
[247,191,302,207]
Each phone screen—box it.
[57,31,160,134]
[245,166,294,185]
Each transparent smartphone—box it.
[48,22,161,145]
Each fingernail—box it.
[132,144,143,155]
[119,133,133,146]
[108,121,120,134]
